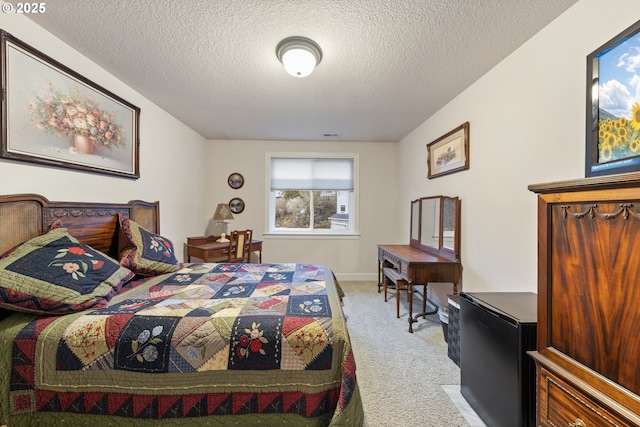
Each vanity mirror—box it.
[411,200,420,241]
[410,195,460,261]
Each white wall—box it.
[206,140,398,280]
[399,0,639,293]
[0,11,208,259]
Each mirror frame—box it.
[409,195,460,260]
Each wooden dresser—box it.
[528,174,640,427]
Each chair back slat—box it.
[228,229,252,263]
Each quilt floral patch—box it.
[114,315,181,372]
[228,316,283,370]
[287,295,331,317]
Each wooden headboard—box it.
[0,194,159,258]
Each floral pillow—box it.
[118,214,181,276]
[0,227,134,315]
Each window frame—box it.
[265,152,359,237]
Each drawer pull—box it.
[569,418,586,427]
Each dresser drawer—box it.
[539,367,633,427]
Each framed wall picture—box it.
[228,172,244,189]
[427,122,469,179]
[229,197,245,214]
[586,19,640,177]
[0,31,140,179]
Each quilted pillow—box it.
[0,228,134,315]
[118,214,181,276]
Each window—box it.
[267,154,358,234]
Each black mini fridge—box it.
[460,292,537,427]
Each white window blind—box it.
[270,157,354,190]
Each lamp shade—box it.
[213,203,234,221]
[276,36,322,78]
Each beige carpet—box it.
[339,281,471,427]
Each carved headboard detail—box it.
[0,194,159,257]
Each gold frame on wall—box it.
[427,122,469,179]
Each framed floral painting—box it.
[0,31,140,179]
[427,122,469,179]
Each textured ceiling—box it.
[26,0,578,142]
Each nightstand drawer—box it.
[539,367,633,427]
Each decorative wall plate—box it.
[228,173,244,189]
[229,197,245,214]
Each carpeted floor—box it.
[339,281,473,427]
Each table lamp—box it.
[213,203,234,242]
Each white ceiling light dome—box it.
[276,36,323,78]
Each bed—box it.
[0,194,363,426]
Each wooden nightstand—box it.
[185,235,263,263]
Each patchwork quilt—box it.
[0,263,363,426]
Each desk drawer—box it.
[187,236,210,245]
[400,261,408,278]
[539,367,633,427]
[380,250,401,268]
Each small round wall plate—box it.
[229,197,245,214]
[228,173,244,189]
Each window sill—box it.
[263,232,361,240]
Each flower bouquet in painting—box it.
[27,82,127,154]
[597,102,640,163]
[436,145,459,167]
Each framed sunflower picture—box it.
[586,19,640,177]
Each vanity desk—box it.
[378,196,462,332]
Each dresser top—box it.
[528,171,640,194]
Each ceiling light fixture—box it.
[276,36,322,78]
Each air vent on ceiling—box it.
[322,133,341,137]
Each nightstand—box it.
[185,235,262,263]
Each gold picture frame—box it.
[427,122,469,179]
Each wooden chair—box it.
[227,229,253,263]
